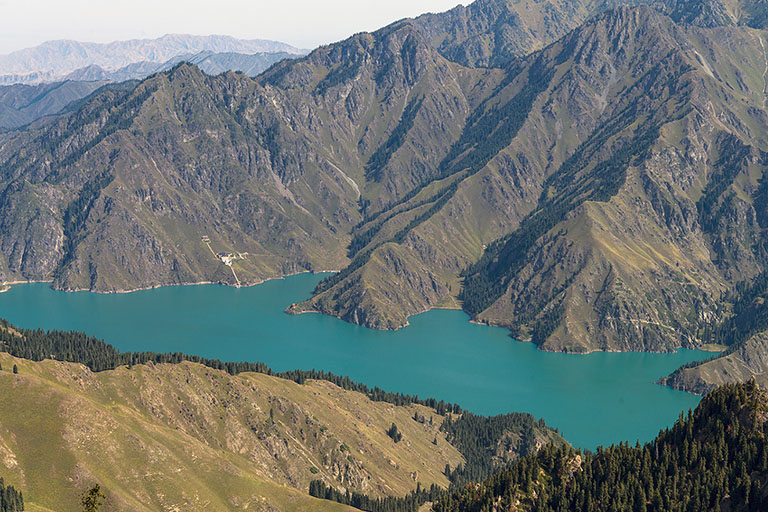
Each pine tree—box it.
[81,484,105,512]
[387,423,402,443]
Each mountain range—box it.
[0,51,301,131]
[0,34,305,84]
[4,0,768,391]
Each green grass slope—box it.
[0,353,464,511]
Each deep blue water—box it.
[0,273,707,450]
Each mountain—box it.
[662,334,768,394]
[408,0,768,68]
[297,4,768,353]
[0,34,305,84]
[5,0,768,356]
[61,51,300,82]
[0,354,450,511]
[0,80,108,130]
[434,381,768,511]
[0,52,298,131]
[0,20,480,292]
[409,0,623,67]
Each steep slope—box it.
[0,34,304,83]
[0,22,483,292]
[456,10,768,352]
[0,353,461,512]
[664,271,768,393]
[297,5,768,347]
[663,333,768,394]
[407,0,768,69]
[434,381,768,511]
[410,0,611,67]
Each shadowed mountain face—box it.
[4,0,768,357]
[0,80,109,130]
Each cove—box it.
[0,273,707,450]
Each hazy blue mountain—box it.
[0,51,300,129]
[0,34,305,84]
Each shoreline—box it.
[6,270,341,295]
[0,279,53,293]
[4,276,719,361]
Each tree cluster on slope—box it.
[309,480,443,512]
[434,381,768,512]
[0,477,23,512]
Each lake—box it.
[0,273,707,450]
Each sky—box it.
[0,0,464,54]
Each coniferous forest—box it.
[434,382,768,512]
[0,477,23,512]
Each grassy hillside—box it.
[0,352,463,511]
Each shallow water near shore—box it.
[0,273,707,450]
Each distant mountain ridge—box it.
[0,34,305,84]
[0,51,298,130]
[61,50,300,82]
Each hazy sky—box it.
[0,0,464,54]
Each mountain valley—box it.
[4,0,768,359]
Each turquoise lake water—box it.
[0,273,707,450]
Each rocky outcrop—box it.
[663,334,768,394]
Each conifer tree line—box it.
[434,382,768,512]
[0,318,465,414]
[0,477,23,512]
[309,480,444,512]
[310,411,561,511]
[440,412,561,487]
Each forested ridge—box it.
[434,381,768,512]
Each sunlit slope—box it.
[460,14,768,352]
[0,353,462,511]
[300,7,768,353]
